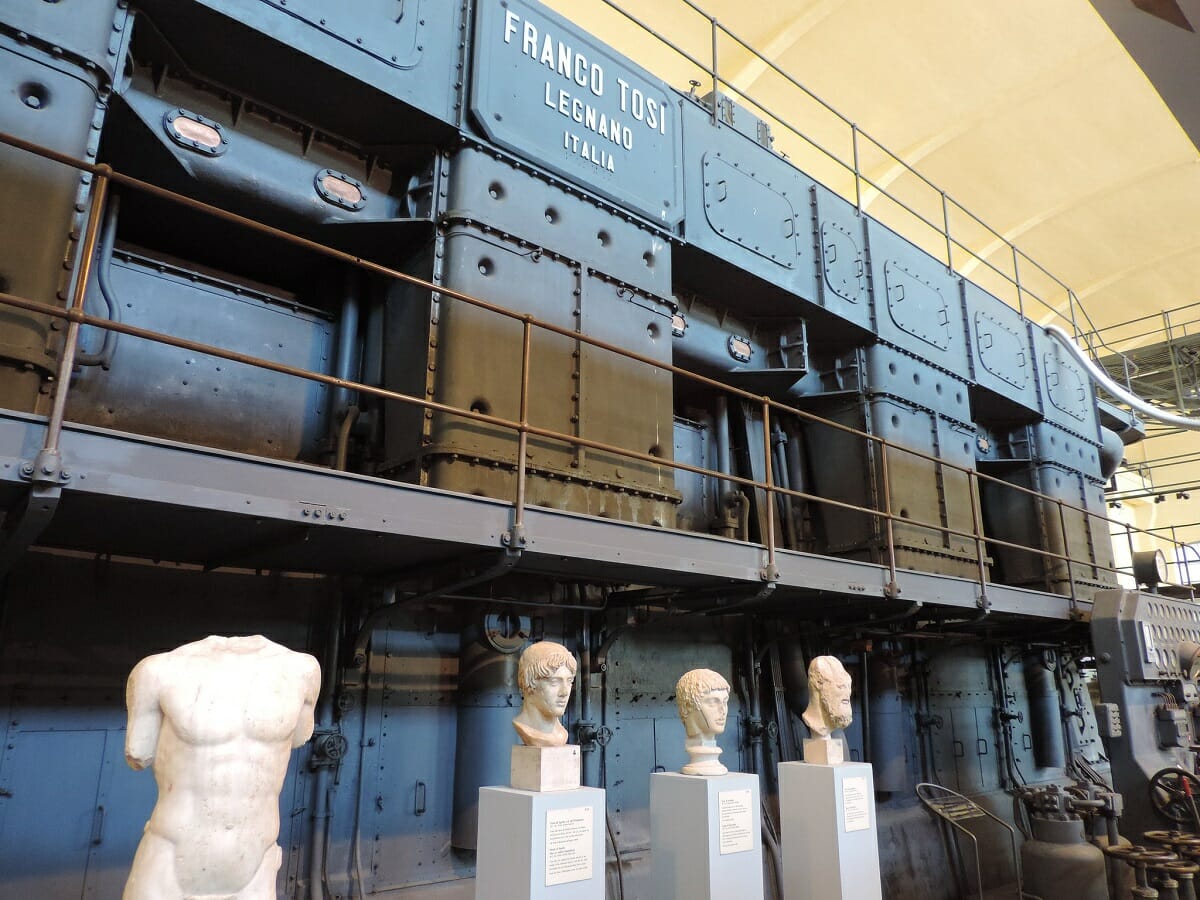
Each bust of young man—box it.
[122,634,321,900]
[512,640,577,747]
[675,668,731,776]
[803,655,853,738]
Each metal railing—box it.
[575,0,1138,385]
[2,130,1194,614]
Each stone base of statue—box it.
[779,761,882,900]
[475,785,605,900]
[649,772,765,900]
[511,745,581,792]
[803,736,844,765]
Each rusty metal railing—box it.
[0,130,1190,614]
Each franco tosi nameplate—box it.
[718,788,755,854]
[842,776,871,833]
[545,805,594,886]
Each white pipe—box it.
[1044,324,1200,431]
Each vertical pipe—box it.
[1022,653,1066,770]
[309,591,343,900]
[514,318,533,530]
[772,426,796,549]
[579,615,600,787]
[331,270,361,419]
[761,399,776,570]
[859,650,871,765]
[714,396,733,535]
[783,423,810,548]
[744,618,763,777]
[45,171,109,454]
[866,652,908,794]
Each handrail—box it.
[0,131,1190,605]
[580,0,1140,388]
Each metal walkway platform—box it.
[0,409,1085,621]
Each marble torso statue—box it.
[122,634,321,900]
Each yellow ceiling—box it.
[544,0,1200,546]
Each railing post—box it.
[1011,245,1025,318]
[43,169,110,460]
[509,316,533,547]
[941,191,953,273]
[710,16,720,126]
[761,399,777,581]
[877,438,900,599]
[851,123,863,215]
[1066,289,1082,343]
[1125,522,1136,586]
[1164,309,1191,413]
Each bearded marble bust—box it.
[676,668,731,775]
[512,641,577,747]
[803,655,853,738]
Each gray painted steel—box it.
[470,0,683,227]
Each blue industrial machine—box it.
[0,1,1192,897]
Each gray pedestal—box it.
[475,786,605,900]
[650,772,765,900]
[779,761,882,900]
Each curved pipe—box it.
[76,194,121,368]
[309,592,343,900]
[1045,324,1200,431]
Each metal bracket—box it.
[502,523,527,548]
[1,449,70,576]
[760,563,780,582]
[19,449,72,486]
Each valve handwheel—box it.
[1149,767,1200,824]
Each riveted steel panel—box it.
[860,345,973,427]
[1031,327,1101,442]
[1,0,131,84]
[255,0,425,69]
[803,394,984,578]
[811,184,871,331]
[701,153,797,266]
[821,221,866,303]
[865,219,968,374]
[981,462,1114,595]
[0,40,107,410]
[65,252,334,462]
[470,0,682,226]
[884,261,951,351]
[973,310,1028,389]
[961,282,1039,415]
[444,146,671,300]
[134,0,462,140]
